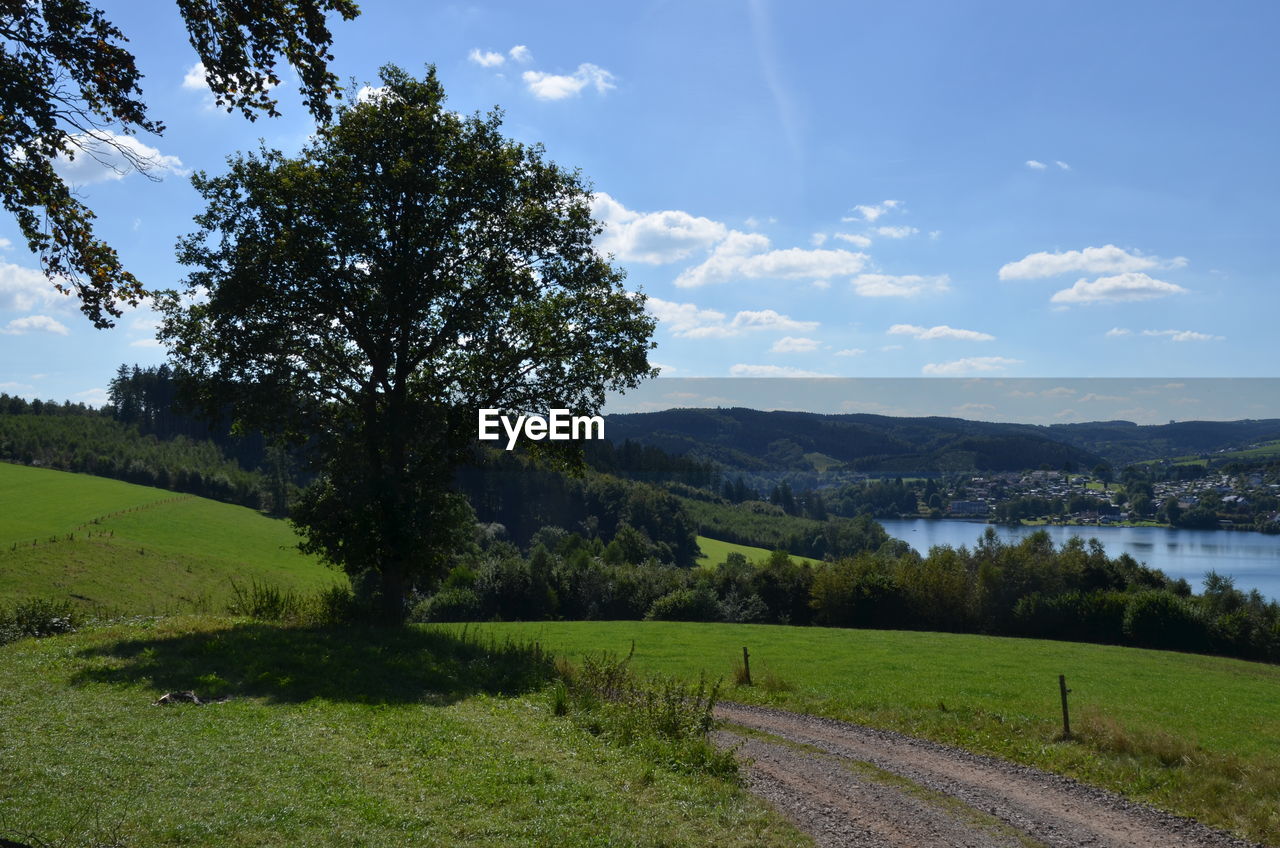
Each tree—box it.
[159,66,657,623]
[0,0,359,327]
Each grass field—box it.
[0,462,340,612]
[466,620,1280,843]
[0,617,803,848]
[695,535,821,569]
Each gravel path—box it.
[714,702,1265,848]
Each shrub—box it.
[412,587,482,622]
[226,579,303,622]
[0,598,81,645]
[645,586,721,622]
[1123,591,1209,652]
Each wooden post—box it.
[1059,674,1072,739]
[742,646,752,686]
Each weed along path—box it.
[714,703,1263,848]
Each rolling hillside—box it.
[0,462,340,611]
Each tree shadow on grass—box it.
[71,623,554,706]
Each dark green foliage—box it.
[413,587,482,623]
[1123,591,1210,652]
[645,586,722,622]
[160,66,656,623]
[0,0,358,327]
[0,598,81,645]
[680,496,891,560]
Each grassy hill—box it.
[468,620,1280,844]
[0,617,799,847]
[695,535,821,569]
[0,462,339,612]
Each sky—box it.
[1,0,1278,415]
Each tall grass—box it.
[0,598,80,645]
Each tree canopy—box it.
[159,64,657,622]
[0,0,359,327]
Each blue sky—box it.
[1,0,1277,410]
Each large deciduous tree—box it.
[0,0,359,327]
[159,65,657,623]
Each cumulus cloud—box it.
[0,262,65,312]
[1049,272,1188,305]
[1026,160,1047,170]
[52,131,187,185]
[0,314,69,335]
[875,225,917,239]
[770,336,820,353]
[887,323,994,342]
[1142,329,1224,342]
[1056,160,1071,171]
[729,364,834,378]
[75,388,109,406]
[675,232,867,288]
[851,274,950,298]
[509,45,533,63]
[646,297,817,339]
[523,63,615,100]
[844,199,900,223]
[922,356,1021,376]
[999,244,1187,280]
[468,48,506,67]
[834,348,865,356]
[833,232,872,247]
[182,62,210,90]
[1106,327,1132,337]
[590,193,727,263]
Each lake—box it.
[878,518,1280,603]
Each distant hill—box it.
[604,408,1280,473]
[604,408,1103,474]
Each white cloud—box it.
[770,336,820,353]
[1141,329,1224,342]
[645,297,817,339]
[182,62,209,90]
[651,362,675,375]
[675,232,867,288]
[0,237,11,250]
[729,364,834,378]
[999,244,1187,280]
[1056,160,1071,171]
[928,230,941,240]
[0,381,34,392]
[0,314,69,336]
[845,199,900,223]
[356,85,394,103]
[852,273,950,298]
[1080,393,1127,402]
[0,262,66,312]
[888,323,994,342]
[834,348,865,356]
[74,388,108,406]
[1050,272,1188,305]
[833,232,872,247]
[52,131,187,185]
[523,63,616,100]
[811,279,830,290]
[509,45,533,63]
[590,193,726,264]
[810,233,828,246]
[1026,160,1047,170]
[468,48,506,68]
[1105,327,1132,337]
[875,225,918,239]
[954,403,996,414]
[922,356,1021,376]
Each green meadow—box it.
[0,463,340,612]
[467,620,1280,843]
[695,535,821,569]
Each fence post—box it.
[1059,674,1072,739]
[742,646,752,686]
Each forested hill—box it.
[1046,419,1280,466]
[603,408,1104,474]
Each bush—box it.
[0,598,81,645]
[226,579,303,622]
[645,586,721,622]
[556,651,736,778]
[1123,591,1209,652]
[412,587,482,622]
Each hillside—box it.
[605,408,1104,474]
[0,463,338,612]
[604,408,1280,473]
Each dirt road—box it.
[714,702,1264,848]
